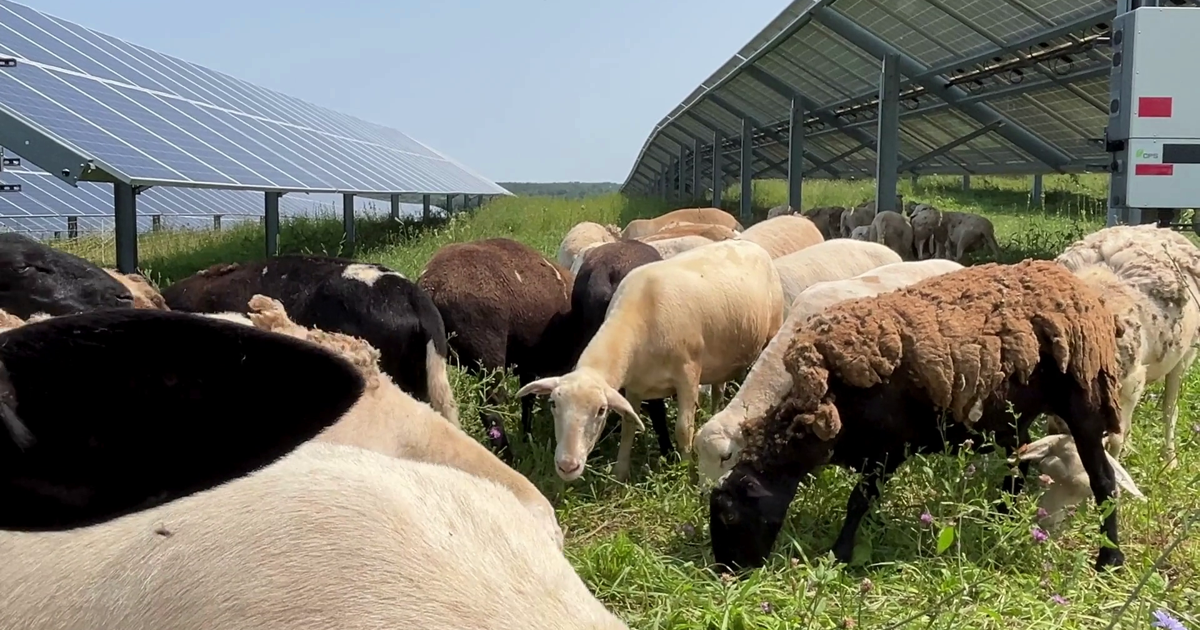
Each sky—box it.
[19,0,790,184]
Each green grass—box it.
[59,174,1199,629]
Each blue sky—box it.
[21,0,789,184]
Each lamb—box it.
[772,239,903,318]
[905,204,946,260]
[622,207,743,239]
[103,269,168,309]
[0,441,628,630]
[637,221,740,243]
[735,214,824,259]
[161,255,459,426]
[1054,224,1200,468]
[417,238,574,454]
[937,210,1002,262]
[0,232,134,318]
[802,206,846,240]
[849,225,872,241]
[557,221,621,270]
[1014,433,1144,535]
[643,234,718,259]
[870,210,916,260]
[218,295,564,548]
[709,260,1128,572]
[515,239,784,482]
[694,259,964,484]
[0,307,365,531]
[840,203,876,238]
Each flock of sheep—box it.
[0,200,1197,628]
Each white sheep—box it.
[1014,433,1144,535]
[210,295,563,549]
[694,258,965,483]
[735,214,824,258]
[1055,224,1200,467]
[643,234,718,259]
[515,239,784,482]
[0,441,627,630]
[773,239,903,318]
[621,207,742,239]
[557,221,620,271]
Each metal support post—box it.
[264,191,281,256]
[422,194,432,221]
[788,97,805,212]
[677,145,687,197]
[875,53,901,213]
[740,118,753,222]
[390,193,401,220]
[711,130,723,207]
[342,193,356,257]
[445,194,454,215]
[692,138,702,201]
[67,216,78,239]
[114,182,138,274]
[1031,175,1044,208]
[962,175,971,191]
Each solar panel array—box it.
[0,0,508,198]
[621,0,1200,194]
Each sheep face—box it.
[695,420,741,485]
[709,467,795,571]
[517,372,642,481]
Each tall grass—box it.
[56,174,1199,629]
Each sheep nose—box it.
[556,457,583,479]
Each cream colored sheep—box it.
[569,241,608,275]
[736,214,824,258]
[212,295,563,549]
[557,221,620,270]
[694,258,964,483]
[638,221,740,243]
[103,269,169,309]
[0,441,627,630]
[1014,433,1144,535]
[621,207,742,239]
[643,234,717,259]
[515,239,784,482]
[773,239,903,318]
[1055,223,1200,468]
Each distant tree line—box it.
[498,182,620,199]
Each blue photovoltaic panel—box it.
[0,0,509,196]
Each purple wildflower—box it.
[486,425,503,440]
[1050,594,1068,606]
[1037,507,1050,521]
[920,510,933,526]
[964,463,976,478]
[759,601,772,614]
[1031,527,1049,543]
[1153,610,1186,630]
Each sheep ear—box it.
[743,473,773,499]
[1015,434,1068,463]
[0,309,365,532]
[516,377,560,398]
[605,387,644,432]
[1104,452,1145,500]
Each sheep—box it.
[161,255,459,426]
[772,240,903,318]
[849,225,873,241]
[766,204,794,219]
[906,204,946,260]
[1014,433,1144,535]
[0,307,365,531]
[802,206,846,240]
[1054,224,1200,467]
[870,210,916,260]
[709,260,1128,572]
[557,221,620,270]
[220,295,564,548]
[0,232,134,318]
[515,239,784,482]
[644,234,718,259]
[637,221,740,243]
[103,269,168,309]
[621,207,743,239]
[694,259,965,484]
[569,240,608,275]
[0,441,629,630]
[936,210,1002,262]
[736,214,824,259]
[840,203,876,238]
[417,238,573,454]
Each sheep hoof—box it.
[830,540,855,565]
[1095,547,1125,572]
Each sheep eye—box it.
[719,453,732,463]
[596,406,608,418]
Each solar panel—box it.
[0,0,507,196]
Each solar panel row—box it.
[0,0,507,196]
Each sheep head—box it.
[517,370,643,481]
[695,413,745,486]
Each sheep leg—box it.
[709,381,726,415]
[1060,401,1124,570]
[673,366,702,457]
[614,392,643,482]
[993,413,1036,514]
[831,456,904,564]
[643,398,673,457]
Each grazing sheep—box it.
[0,308,365,531]
[644,234,718,259]
[709,260,1128,572]
[622,207,743,239]
[0,441,628,630]
[802,206,846,240]
[161,255,458,426]
[695,259,964,484]
[516,240,784,482]
[417,238,573,453]
[557,221,620,270]
[225,295,563,548]
[849,225,873,241]
[638,221,740,243]
[1014,433,1144,535]
[1055,224,1200,467]
[0,232,134,318]
[736,214,824,259]
[840,204,876,238]
[937,211,1002,262]
[766,204,794,219]
[907,204,945,260]
[103,269,168,309]
[773,240,903,318]
[870,211,916,260]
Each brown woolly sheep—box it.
[709,259,1127,573]
[622,207,743,239]
[802,206,846,240]
[736,214,824,259]
[103,269,169,309]
[417,238,574,456]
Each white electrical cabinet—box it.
[1108,6,1200,215]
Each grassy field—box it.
[61,174,1198,629]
